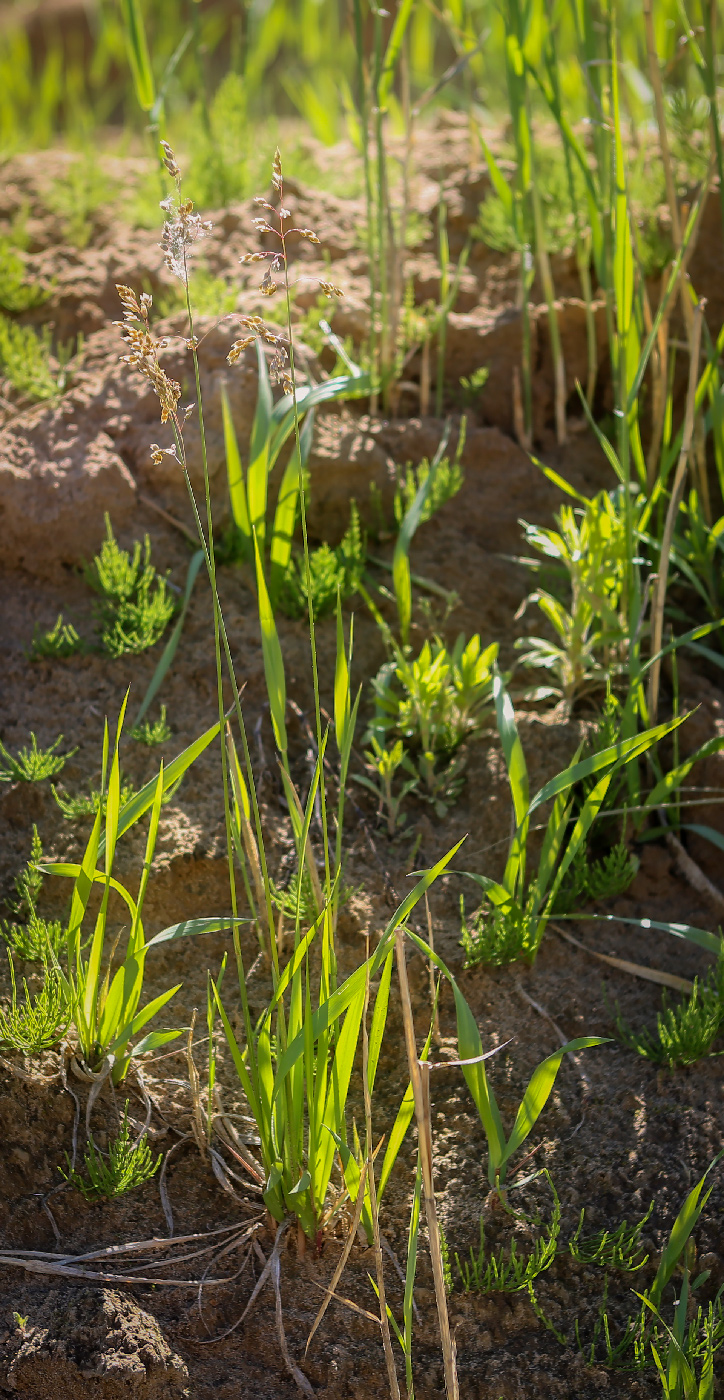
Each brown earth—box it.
[0,138,723,1399]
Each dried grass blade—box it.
[553,926,694,992]
[306,1159,369,1354]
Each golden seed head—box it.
[272,148,282,193]
[298,228,321,244]
[319,281,343,299]
[160,141,181,179]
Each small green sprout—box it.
[460,891,539,968]
[131,705,172,746]
[29,614,83,660]
[0,238,49,313]
[0,953,69,1053]
[353,736,419,836]
[0,733,75,782]
[0,313,70,401]
[84,515,175,658]
[60,1104,162,1200]
[11,1313,29,1334]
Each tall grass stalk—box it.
[395,929,459,1400]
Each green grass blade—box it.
[500,1037,607,1178]
[649,1153,722,1309]
[131,550,204,730]
[248,339,273,552]
[99,719,221,853]
[367,947,393,1093]
[120,0,155,112]
[254,533,287,761]
[221,385,251,545]
[269,409,314,602]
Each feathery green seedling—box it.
[569,1202,653,1272]
[84,514,175,657]
[278,503,366,620]
[52,775,137,820]
[552,839,639,916]
[0,952,69,1053]
[45,155,118,249]
[61,1103,161,1199]
[392,441,465,531]
[131,705,171,746]
[613,948,724,1067]
[457,1183,561,1294]
[0,239,49,312]
[0,733,74,783]
[0,314,69,400]
[29,614,83,660]
[1,828,64,961]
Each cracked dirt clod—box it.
[0,1288,189,1398]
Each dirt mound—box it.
[0,1288,189,1397]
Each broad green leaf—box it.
[500,1037,607,1178]
[560,913,723,957]
[120,0,155,111]
[649,1153,722,1308]
[145,916,248,949]
[527,714,688,819]
[367,949,393,1093]
[100,719,221,852]
[393,423,451,643]
[221,385,250,543]
[248,339,272,551]
[643,736,724,812]
[107,981,182,1055]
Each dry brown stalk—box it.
[394,929,459,1400]
[305,1158,369,1354]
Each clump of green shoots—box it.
[84,514,175,657]
[29,614,83,660]
[569,1202,653,1272]
[367,634,497,816]
[0,733,74,782]
[613,948,724,1067]
[0,238,49,312]
[392,448,464,530]
[1,828,64,961]
[552,838,639,915]
[515,486,631,711]
[456,1183,561,1293]
[132,705,172,746]
[52,773,137,820]
[0,952,69,1053]
[60,1104,161,1199]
